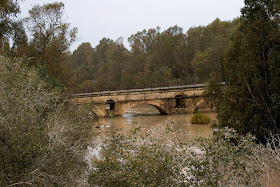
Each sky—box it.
[20,0,244,51]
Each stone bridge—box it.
[71,84,212,117]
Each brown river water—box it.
[91,104,217,143]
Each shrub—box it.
[186,127,262,186]
[0,56,93,186]
[88,121,277,186]
[88,121,187,186]
[191,113,211,124]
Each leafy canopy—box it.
[205,0,280,141]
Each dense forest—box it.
[71,19,240,92]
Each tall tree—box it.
[128,27,160,55]
[25,2,77,88]
[0,0,25,53]
[206,0,280,141]
[71,42,95,85]
[189,18,240,83]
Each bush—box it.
[88,121,279,186]
[186,127,262,186]
[89,121,187,186]
[191,113,211,124]
[0,56,93,186]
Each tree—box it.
[151,66,173,86]
[71,21,240,92]
[84,37,132,91]
[206,0,280,141]
[128,27,160,55]
[71,42,95,85]
[144,25,192,84]
[189,18,240,83]
[0,56,92,186]
[0,0,26,53]
[25,2,77,88]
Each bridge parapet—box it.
[72,83,207,98]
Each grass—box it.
[191,113,211,124]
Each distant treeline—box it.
[0,1,240,93]
[71,18,240,93]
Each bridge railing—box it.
[72,83,215,98]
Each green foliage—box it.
[206,0,280,142]
[151,66,173,86]
[71,19,240,93]
[0,56,93,186]
[89,121,277,186]
[71,42,95,86]
[191,113,211,124]
[24,2,77,89]
[78,80,95,92]
[0,2,77,89]
[190,18,241,82]
[0,0,26,53]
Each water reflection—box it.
[92,104,217,143]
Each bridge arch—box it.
[191,98,208,113]
[118,101,169,117]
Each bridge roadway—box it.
[71,83,211,117]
